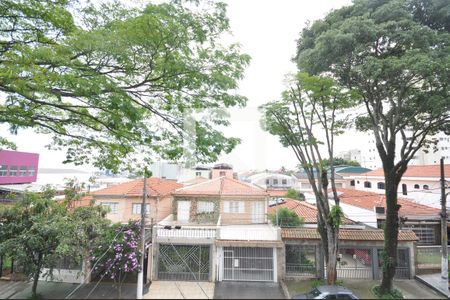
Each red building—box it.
[0,150,39,184]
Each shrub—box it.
[372,286,403,299]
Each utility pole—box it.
[137,174,148,299]
[440,157,448,281]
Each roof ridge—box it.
[175,176,222,191]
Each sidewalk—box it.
[3,281,137,299]
[415,273,450,298]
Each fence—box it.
[416,245,450,273]
[156,227,216,239]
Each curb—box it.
[280,280,291,299]
[415,275,450,299]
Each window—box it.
[9,166,18,176]
[0,165,7,176]
[19,166,27,176]
[132,203,150,215]
[414,184,419,189]
[377,182,385,190]
[357,181,360,184]
[350,180,355,186]
[101,202,119,214]
[224,201,244,213]
[403,224,436,245]
[364,181,371,188]
[273,179,279,185]
[195,171,201,176]
[28,166,36,176]
[197,201,214,213]
[265,179,270,185]
[282,179,287,185]
[219,171,226,177]
[423,185,429,190]
[402,184,407,195]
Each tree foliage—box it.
[0,188,110,298]
[295,0,450,293]
[322,158,360,167]
[284,188,305,200]
[0,0,250,172]
[261,72,355,284]
[269,207,304,228]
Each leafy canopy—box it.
[0,0,250,172]
[269,207,304,228]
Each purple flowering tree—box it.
[93,221,141,298]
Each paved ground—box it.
[144,281,215,299]
[285,278,446,299]
[0,280,137,299]
[214,282,285,299]
[416,273,450,298]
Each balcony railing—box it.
[155,226,216,239]
[218,225,280,241]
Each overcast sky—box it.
[0,0,359,172]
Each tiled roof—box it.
[179,177,210,186]
[282,228,418,241]
[361,164,450,178]
[268,199,355,225]
[92,178,182,197]
[173,176,268,197]
[267,189,289,197]
[336,188,440,217]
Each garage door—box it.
[158,244,210,281]
[223,247,274,281]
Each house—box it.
[151,172,283,282]
[328,188,442,245]
[267,198,366,229]
[88,177,183,225]
[282,228,418,280]
[246,172,299,190]
[294,166,371,192]
[350,164,450,209]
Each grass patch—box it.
[372,285,403,299]
[311,279,344,288]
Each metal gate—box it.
[158,244,210,281]
[223,247,274,281]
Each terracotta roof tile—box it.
[282,228,418,241]
[336,188,440,217]
[92,178,182,197]
[267,189,289,197]
[268,199,355,225]
[361,164,450,178]
[173,177,268,197]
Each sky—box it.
[0,0,358,172]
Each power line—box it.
[65,225,127,299]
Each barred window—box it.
[101,202,119,214]
[197,201,214,213]
[132,203,150,215]
[28,166,36,176]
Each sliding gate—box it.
[223,247,274,281]
[157,244,211,281]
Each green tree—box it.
[0,188,110,299]
[269,207,304,228]
[284,188,305,200]
[0,190,64,298]
[295,0,450,292]
[0,0,250,171]
[322,158,360,167]
[261,73,353,284]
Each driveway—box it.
[144,281,215,299]
[214,282,285,299]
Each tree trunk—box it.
[32,254,43,297]
[326,225,339,284]
[380,172,400,294]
